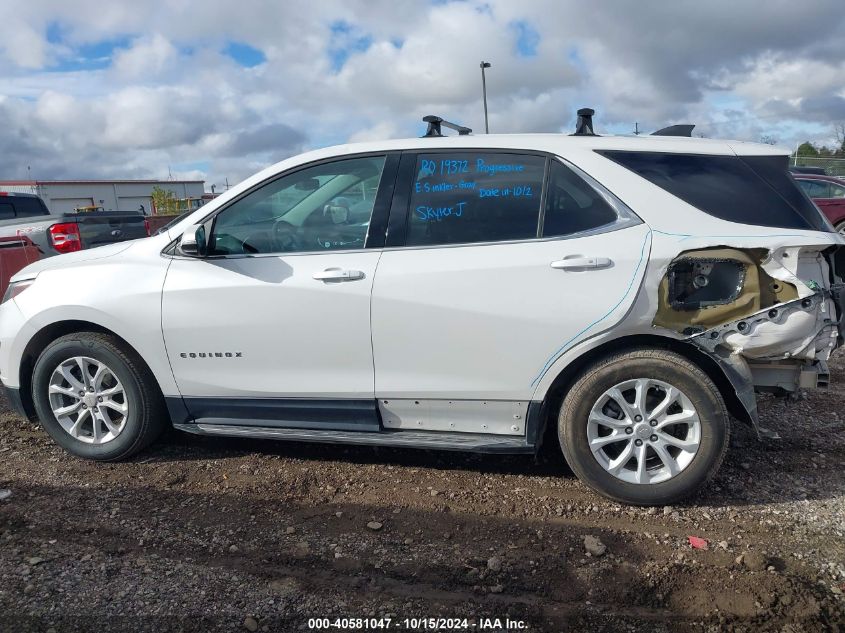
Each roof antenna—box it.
[422,115,472,137]
[652,124,695,137]
[572,107,598,136]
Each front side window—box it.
[830,183,845,199]
[210,155,386,255]
[405,153,545,246]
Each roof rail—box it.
[652,124,695,137]
[422,115,472,137]
[572,107,599,136]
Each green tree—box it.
[151,186,180,215]
[796,142,820,157]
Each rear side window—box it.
[542,160,619,237]
[599,151,831,232]
[0,203,14,219]
[406,153,545,246]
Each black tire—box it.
[835,220,845,236]
[558,348,730,506]
[31,332,167,461]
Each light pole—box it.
[480,61,491,134]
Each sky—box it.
[1,0,844,189]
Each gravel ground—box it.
[1,356,844,632]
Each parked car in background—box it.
[0,192,149,256]
[793,174,845,233]
[1,111,844,506]
[789,165,826,175]
[0,191,151,299]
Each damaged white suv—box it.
[1,110,843,505]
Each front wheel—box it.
[558,348,730,505]
[31,332,167,461]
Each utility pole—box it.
[634,122,640,135]
[480,61,491,134]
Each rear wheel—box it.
[834,220,845,236]
[559,348,729,505]
[31,332,167,461]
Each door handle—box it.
[550,257,613,270]
[312,268,365,282]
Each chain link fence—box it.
[791,156,845,178]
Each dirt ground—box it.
[1,358,844,633]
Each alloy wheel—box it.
[587,378,701,485]
[48,356,128,444]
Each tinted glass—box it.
[0,203,14,220]
[830,183,845,199]
[599,151,831,232]
[11,196,47,217]
[211,156,385,255]
[405,153,545,246]
[797,179,830,198]
[741,156,830,230]
[542,160,619,237]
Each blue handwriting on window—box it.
[415,202,467,222]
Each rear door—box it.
[370,151,650,435]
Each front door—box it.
[162,154,393,429]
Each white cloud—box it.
[1,20,49,68]
[111,34,179,79]
[0,0,844,187]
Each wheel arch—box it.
[17,320,167,423]
[533,333,752,453]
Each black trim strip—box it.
[2,385,36,421]
[165,396,192,425]
[385,152,417,248]
[180,397,381,432]
[364,153,400,249]
[524,400,546,454]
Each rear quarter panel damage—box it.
[531,230,843,402]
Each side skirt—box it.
[173,423,536,454]
[167,397,546,455]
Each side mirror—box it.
[179,224,208,257]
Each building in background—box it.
[0,180,206,214]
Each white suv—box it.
[2,112,843,505]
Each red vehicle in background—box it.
[793,174,845,234]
